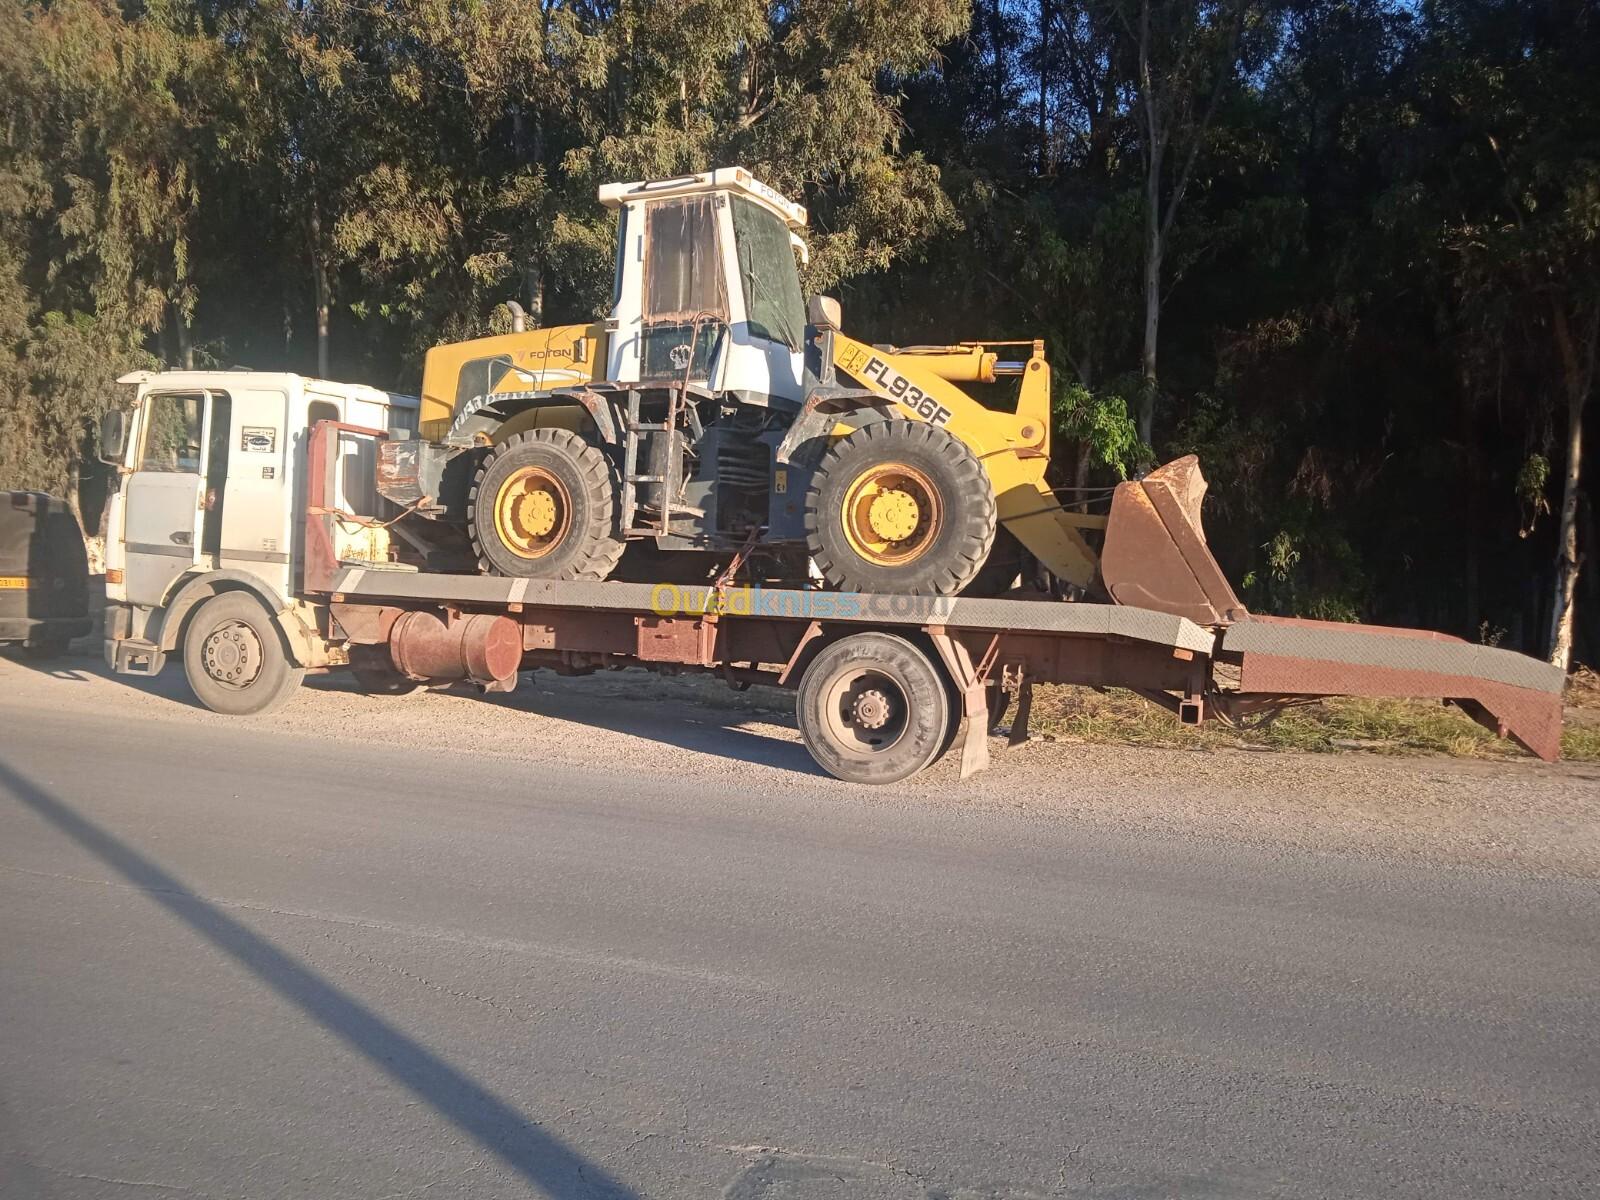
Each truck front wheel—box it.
[182,592,305,716]
[796,632,955,784]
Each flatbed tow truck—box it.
[96,371,1564,784]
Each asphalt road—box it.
[1,664,1597,1198]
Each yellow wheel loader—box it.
[378,166,1186,609]
[372,169,1556,773]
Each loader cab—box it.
[599,167,809,407]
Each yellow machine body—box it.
[829,333,1103,588]
[419,323,606,441]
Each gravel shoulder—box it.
[4,648,1597,879]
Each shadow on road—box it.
[0,756,641,1199]
[0,645,101,683]
[8,651,827,778]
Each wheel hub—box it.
[201,620,263,689]
[866,490,920,542]
[493,465,571,559]
[851,688,892,730]
[516,489,559,538]
[840,461,943,567]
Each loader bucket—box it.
[1101,456,1248,626]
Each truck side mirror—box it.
[97,409,128,466]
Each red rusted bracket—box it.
[927,626,1002,780]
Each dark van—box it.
[0,492,92,657]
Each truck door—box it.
[123,390,215,606]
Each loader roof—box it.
[597,167,807,230]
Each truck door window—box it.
[140,394,205,473]
[202,395,232,556]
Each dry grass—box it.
[1019,672,1600,762]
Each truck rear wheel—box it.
[806,421,997,596]
[468,428,625,580]
[182,591,305,716]
[796,632,955,784]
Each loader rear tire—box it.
[468,428,625,580]
[796,632,956,784]
[806,421,997,596]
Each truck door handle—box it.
[170,531,192,546]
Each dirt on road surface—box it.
[5,649,1597,879]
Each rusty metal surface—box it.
[634,616,719,665]
[1232,652,1562,761]
[388,610,521,686]
[1223,616,1564,694]
[1101,456,1248,626]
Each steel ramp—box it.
[1220,615,1565,761]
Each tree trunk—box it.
[1547,392,1585,669]
[309,193,331,379]
[1547,301,1594,670]
[176,306,193,370]
[1139,146,1163,447]
[1038,0,1050,174]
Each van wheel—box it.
[796,632,955,784]
[468,428,626,580]
[182,592,305,716]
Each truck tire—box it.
[182,591,305,716]
[468,428,626,580]
[796,632,955,784]
[806,421,996,596]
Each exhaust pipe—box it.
[505,301,527,333]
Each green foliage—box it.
[1056,381,1147,479]
[0,0,1592,663]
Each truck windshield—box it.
[730,196,805,351]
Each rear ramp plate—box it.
[1221,616,1565,760]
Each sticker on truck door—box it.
[240,426,276,453]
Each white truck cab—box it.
[98,370,416,690]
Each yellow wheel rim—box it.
[492,466,572,559]
[840,461,942,566]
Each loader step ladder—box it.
[620,385,690,537]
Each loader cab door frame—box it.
[607,190,807,404]
[122,389,229,606]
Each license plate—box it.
[0,576,27,589]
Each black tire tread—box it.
[804,421,997,596]
[466,427,625,581]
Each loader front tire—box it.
[806,421,996,596]
[468,428,625,580]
